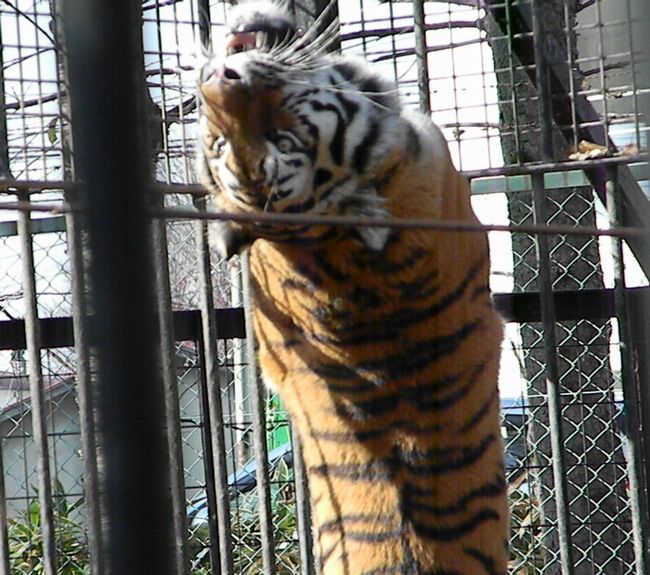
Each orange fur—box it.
[198,16,509,571]
[247,131,508,574]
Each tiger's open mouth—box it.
[225,32,257,56]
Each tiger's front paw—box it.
[208,221,251,260]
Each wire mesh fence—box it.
[1,0,650,574]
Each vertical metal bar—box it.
[623,0,642,150]
[196,334,224,574]
[230,260,249,468]
[413,0,431,115]
[194,199,233,575]
[152,209,190,575]
[17,191,58,575]
[606,167,650,575]
[194,8,220,564]
[502,0,523,163]
[64,207,105,575]
[197,0,211,49]
[59,0,176,572]
[241,251,276,575]
[48,2,104,570]
[563,1,579,155]
[0,17,15,574]
[293,0,340,52]
[594,0,611,148]
[0,20,10,178]
[291,424,315,575]
[531,0,554,161]
[0,441,12,574]
[531,7,573,568]
[531,174,574,574]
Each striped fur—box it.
[197,3,508,573]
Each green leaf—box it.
[47,118,58,145]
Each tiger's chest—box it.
[249,235,435,344]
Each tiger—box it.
[197,1,509,573]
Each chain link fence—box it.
[1,0,649,574]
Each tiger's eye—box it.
[275,136,295,154]
[213,137,227,156]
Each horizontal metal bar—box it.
[154,206,650,240]
[1,154,647,194]
[3,200,649,239]
[0,307,245,350]
[0,215,66,237]
[471,163,649,195]
[3,287,649,352]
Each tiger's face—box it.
[197,1,406,257]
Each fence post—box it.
[59,1,177,573]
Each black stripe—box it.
[311,362,368,382]
[405,122,422,159]
[309,460,396,482]
[328,363,484,422]
[361,568,411,575]
[464,547,504,575]
[400,373,462,404]
[411,509,501,541]
[340,530,403,543]
[283,197,316,213]
[348,285,383,308]
[387,269,439,300]
[275,173,294,186]
[397,433,497,476]
[318,174,352,201]
[319,540,341,567]
[309,434,494,484]
[460,386,498,432]
[310,101,346,165]
[357,319,482,379]
[309,256,486,345]
[313,167,332,189]
[332,393,397,420]
[282,87,319,105]
[336,91,361,121]
[471,285,490,301]
[352,117,380,172]
[319,513,397,533]
[403,474,506,517]
[351,246,428,273]
[310,420,443,443]
[312,319,482,382]
[361,567,449,575]
[313,248,349,281]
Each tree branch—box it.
[340,20,481,44]
[4,92,60,111]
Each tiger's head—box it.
[197,1,409,258]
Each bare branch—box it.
[340,20,481,43]
[4,92,60,111]
[372,36,485,63]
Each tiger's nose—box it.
[221,66,241,81]
[202,64,241,86]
